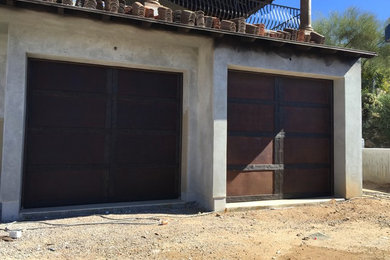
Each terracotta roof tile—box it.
[0,0,377,58]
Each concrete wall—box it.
[0,19,8,214]
[210,41,363,210]
[0,22,6,118]
[0,7,215,221]
[0,6,364,221]
[334,61,363,198]
[363,149,390,184]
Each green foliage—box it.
[314,7,390,93]
[376,94,390,145]
[362,90,382,146]
[314,8,390,147]
[314,8,381,50]
[364,93,390,147]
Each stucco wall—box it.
[0,20,7,209]
[363,148,390,184]
[0,22,6,118]
[0,6,215,221]
[211,41,363,210]
[0,5,364,221]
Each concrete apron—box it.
[19,199,189,221]
[225,197,345,212]
[18,197,345,221]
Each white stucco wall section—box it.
[334,61,363,198]
[0,8,215,221]
[211,43,362,211]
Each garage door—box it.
[227,70,332,202]
[22,59,181,208]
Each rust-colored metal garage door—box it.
[227,70,332,202]
[22,59,181,208]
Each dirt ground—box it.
[1,183,390,260]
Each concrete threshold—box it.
[20,199,188,220]
[226,197,345,212]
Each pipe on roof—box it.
[299,0,312,31]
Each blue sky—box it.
[273,0,390,22]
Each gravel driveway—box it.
[1,189,389,260]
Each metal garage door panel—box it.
[112,68,181,203]
[114,133,177,164]
[227,136,273,165]
[228,71,274,100]
[284,138,330,165]
[227,70,332,201]
[281,106,330,134]
[228,103,274,132]
[23,59,182,208]
[23,168,107,208]
[116,99,178,130]
[227,171,274,196]
[29,59,107,93]
[117,69,178,98]
[110,167,178,201]
[283,168,331,195]
[27,132,107,165]
[280,77,331,105]
[30,92,107,128]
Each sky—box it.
[273,0,390,22]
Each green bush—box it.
[314,9,390,147]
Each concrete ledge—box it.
[225,197,345,212]
[20,199,191,221]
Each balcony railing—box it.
[246,3,300,30]
[164,0,273,20]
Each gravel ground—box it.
[0,186,390,260]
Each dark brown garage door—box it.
[22,59,181,209]
[227,70,332,202]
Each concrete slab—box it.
[20,199,190,221]
[363,189,390,199]
[363,188,389,195]
[225,197,345,212]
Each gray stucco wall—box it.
[0,22,7,118]
[0,7,216,221]
[0,20,8,211]
[0,6,363,221]
[334,61,363,198]
[210,42,362,210]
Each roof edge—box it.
[0,0,377,59]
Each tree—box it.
[313,8,390,147]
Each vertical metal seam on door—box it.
[273,77,283,198]
[104,68,113,202]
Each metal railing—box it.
[246,3,300,30]
[165,0,273,20]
